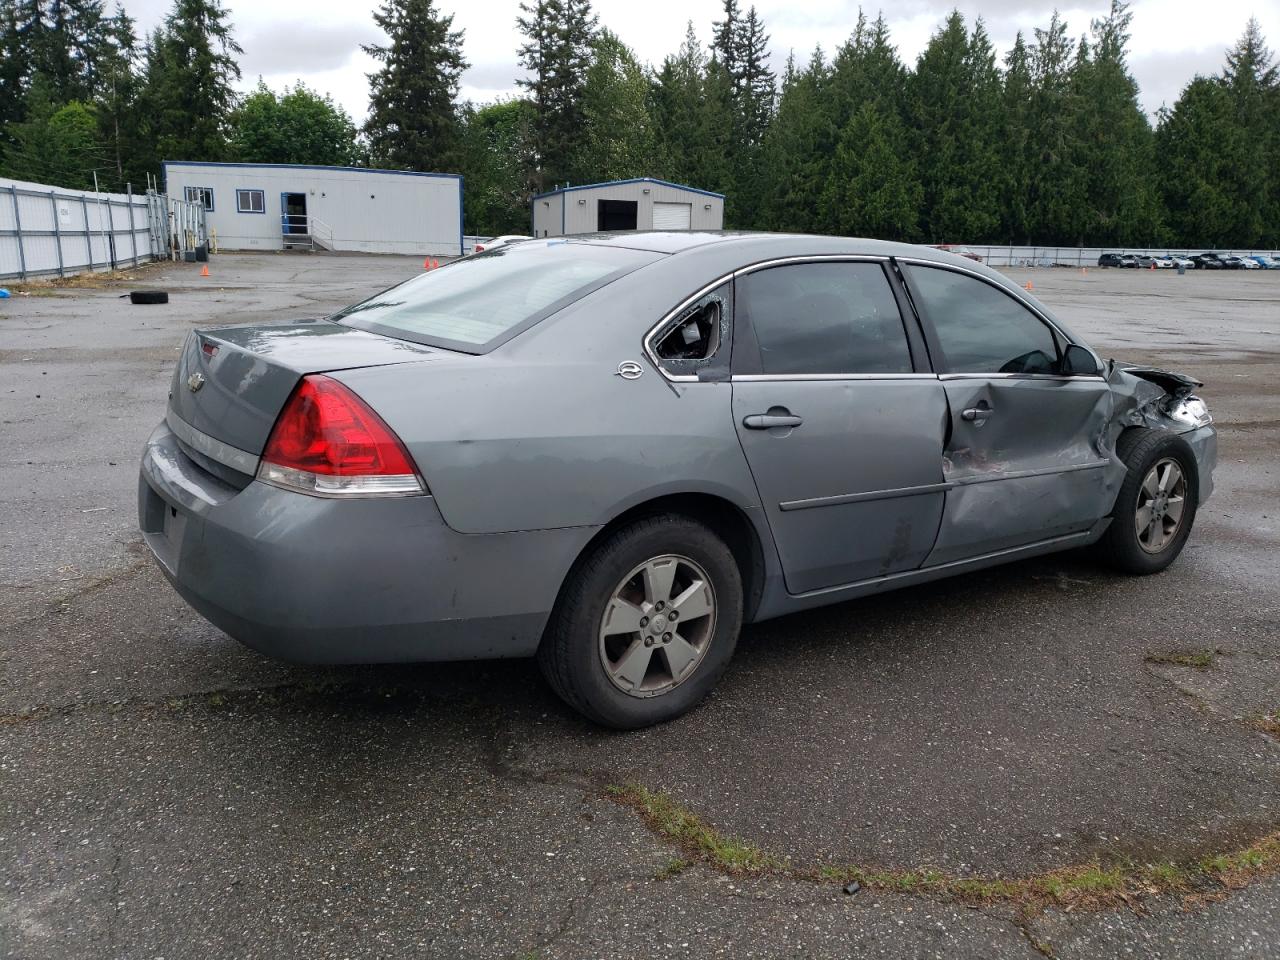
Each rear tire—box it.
[1097,429,1199,575]
[538,514,743,729]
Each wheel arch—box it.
[549,492,770,631]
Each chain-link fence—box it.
[1,175,209,281]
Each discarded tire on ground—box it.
[129,290,169,305]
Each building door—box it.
[281,192,307,235]
[652,201,692,230]
[597,199,637,231]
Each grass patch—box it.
[607,781,1280,914]
[1249,710,1280,739]
[607,784,778,873]
[654,857,691,880]
[1145,649,1216,670]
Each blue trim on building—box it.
[163,160,462,182]
[531,177,725,202]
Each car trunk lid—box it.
[168,319,440,472]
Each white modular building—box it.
[531,178,725,238]
[162,161,463,256]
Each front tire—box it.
[1098,429,1199,574]
[538,514,743,729]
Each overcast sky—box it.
[121,0,1279,122]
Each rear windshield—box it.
[332,242,658,353]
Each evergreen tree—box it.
[137,0,242,166]
[1025,12,1088,243]
[95,3,142,189]
[822,100,921,240]
[909,13,1003,242]
[1068,1,1163,245]
[516,0,597,190]
[1221,18,1277,246]
[757,47,829,231]
[652,22,706,186]
[1000,32,1034,243]
[579,30,662,181]
[363,0,466,172]
[0,0,32,132]
[1,88,100,188]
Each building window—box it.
[184,186,214,211]
[236,189,266,214]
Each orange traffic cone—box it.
[431,258,439,269]
[200,264,210,277]
[423,258,431,270]
[1024,280,1034,292]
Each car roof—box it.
[528,230,991,267]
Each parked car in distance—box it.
[138,233,1218,728]
[1250,255,1280,269]
[1168,255,1195,269]
[1192,253,1225,269]
[1137,254,1173,269]
[1233,255,1261,269]
[473,234,532,253]
[1098,253,1140,268]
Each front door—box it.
[900,263,1113,564]
[731,260,947,595]
[281,192,307,235]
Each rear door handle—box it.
[743,414,804,430]
[961,406,994,421]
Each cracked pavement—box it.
[2,256,1278,958]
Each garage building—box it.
[162,161,463,256]
[531,178,724,238]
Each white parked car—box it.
[1236,256,1261,269]
[1168,255,1195,269]
[473,235,533,254]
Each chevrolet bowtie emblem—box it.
[187,372,206,392]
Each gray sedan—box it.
[139,233,1217,728]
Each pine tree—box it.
[579,29,662,181]
[757,47,828,231]
[0,0,32,132]
[1221,18,1277,246]
[363,0,467,172]
[652,22,706,186]
[1025,11,1088,243]
[822,101,921,240]
[1068,1,1163,245]
[909,13,1003,242]
[999,32,1033,242]
[95,3,142,189]
[516,0,597,190]
[137,0,242,167]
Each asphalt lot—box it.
[1,253,1278,959]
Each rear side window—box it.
[905,265,1060,374]
[333,244,656,353]
[737,262,912,375]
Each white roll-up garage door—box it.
[652,201,692,230]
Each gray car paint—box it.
[138,232,1218,664]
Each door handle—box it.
[743,414,804,430]
[961,406,994,421]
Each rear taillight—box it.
[257,375,425,498]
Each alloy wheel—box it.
[1135,457,1187,554]
[598,555,717,697]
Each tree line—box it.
[2,0,1277,249]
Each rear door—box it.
[899,262,1112,564]
[731,259,947,595]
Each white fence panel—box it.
[0,175,158,281]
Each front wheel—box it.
[1097,429,1200,574]
[537,514,743,729]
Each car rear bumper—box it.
[138,421,595,663]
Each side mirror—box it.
[1062,344,1100,377]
